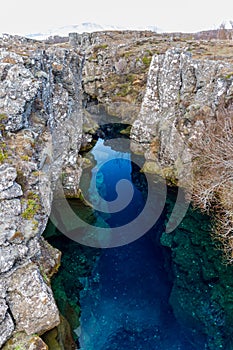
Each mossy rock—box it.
[2,333,48,350]
[160,232,173,248]
[141,160,161,174]
[51,276,81,330]
[162,198,233,348]
[42,328,61,350]
[81,157,93,169]
[42,315,76,350]
[119,125,132,136]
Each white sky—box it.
[0,0,233,35]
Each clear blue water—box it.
[78,137,201,350]
[81,138,147,228]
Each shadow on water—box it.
[44,123,206,350]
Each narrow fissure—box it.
[43,120,215,350]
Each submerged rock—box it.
[160,193,233,349]
[42,314,77,350]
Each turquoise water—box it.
[76,136,202,349]
[80,138,147,228]
[45,126,208,349]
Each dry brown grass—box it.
[190,104,233,262]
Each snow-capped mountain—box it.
[25,22,159,40]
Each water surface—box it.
[77,136,200,349]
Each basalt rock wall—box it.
[131,48,233,181]
[130,46,233,350]
[0,35,83,348]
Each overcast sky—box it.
[1,0,233,35]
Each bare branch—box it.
[190,105,233,261]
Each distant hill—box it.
[25,22,159,40]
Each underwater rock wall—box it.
[0,35,83,347]
[161,194,233,349]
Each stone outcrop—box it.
[2,332,48,350]
[131,48,233,182]
[0,35,83,347]
[130,47,233,349]
[70,31,233,124]
[7,263,59,334]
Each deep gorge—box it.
[0,32,233,350]
[43,122,198,349]
[43,120,233,350]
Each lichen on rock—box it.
[0,34,84,347]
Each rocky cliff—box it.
[129,41,233,350]
[0,34,83,348]
[77,30,233,121]
[131,47,233,179]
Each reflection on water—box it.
[77,137,202,350]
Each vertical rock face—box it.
[69,31,158,123]
[131,48,233,181]
[7,263,59,335]
[131,49,233,348]
[0,35,83,347]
